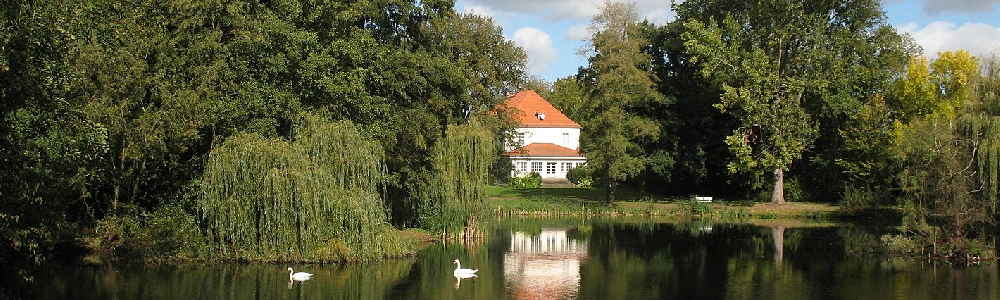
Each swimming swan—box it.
[288,267,313,281]
[453,259,478,276]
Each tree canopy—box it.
[577,1,667,204]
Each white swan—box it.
[453,259,478,276]
[287,267,313,281]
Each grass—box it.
[485,185,841,221]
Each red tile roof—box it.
[505,90,581,128]
[508,143,583,157]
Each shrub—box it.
[144,205,205,259]
[85,205,206,260]
[87,212,150,259]
[566,166,592,186]
[512,172,542,188]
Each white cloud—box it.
[643,7,676,25]
[920,0,1000,14]
[566,24,591,41]
[900,21,1000,58]
[463,0,674,22]
[462,5,495,18]
[513,27,559,75]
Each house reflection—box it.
[504,228,588,300]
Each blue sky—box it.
[455,0,1000,82]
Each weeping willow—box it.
[199,116,404,261]
[420,123,496,233]
[959,53,1000,215]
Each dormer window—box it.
[534,110,546,120]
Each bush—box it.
[86,212,150,259]
[512,172,542,188]
[85,205,206,260]
[566,166,592,186]
[144,205,205,259]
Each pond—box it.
[33,217,999,299]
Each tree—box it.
[578,1,666,204]
[546,76,589,122]
[0,0,529,267]
[892,51,993,243]
[679,0,911,204]
[892,50,979,121]
[892,56,939,122]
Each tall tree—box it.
[546,76,589,122]
[578,1,666,204]
[893,51,990,239]
[679,0,911,203]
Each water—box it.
[33,218,1000,299]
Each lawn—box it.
[484,185,841,220]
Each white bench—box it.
[694,196,713,203]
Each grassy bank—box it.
[485,185,841,220]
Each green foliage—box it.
[86,204,205,260]
[143,205,206,259]
[547,77,590,122]
[578,2,666,204]
[512,172,543,189]
[199,117,398,261]
[892,56,940,121]
[1,0,526,264]
[677,0,914,204]
[782,177,807,203]
[880,234,920,255]
[894,112,988,240]
[420,124,496,234]
[840,185,892,213]
[838,96,898,190]
[960,52,1000,215]
[891,51,979,121]
[687,200,716,215]
[566,166,593,186]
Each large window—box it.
[546,162,557,174]
[516,161,528,173]
[531,162,543,173]
[562,132,570,145]
[562,162,573,172]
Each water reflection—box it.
[454,273,477,289]
[504,228,588,299]
[28,219,1000,299]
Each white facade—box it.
[514,127,581,151]
[504,90,587,180]
[511,157,587,179]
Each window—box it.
[562,132,570,146]
[516,161,528,173]
[546,162,557,174]
[531,162,543,173]
[576,162,586,168]
[562,162,573,172]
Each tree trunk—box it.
[771,168,785,204]
[771,225,785,264]
[606,180,617,205]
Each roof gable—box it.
[505,90,581,128]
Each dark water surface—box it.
[35,218,999,299]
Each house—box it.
[504,90,587,179]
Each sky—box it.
[454,0,1000,83]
